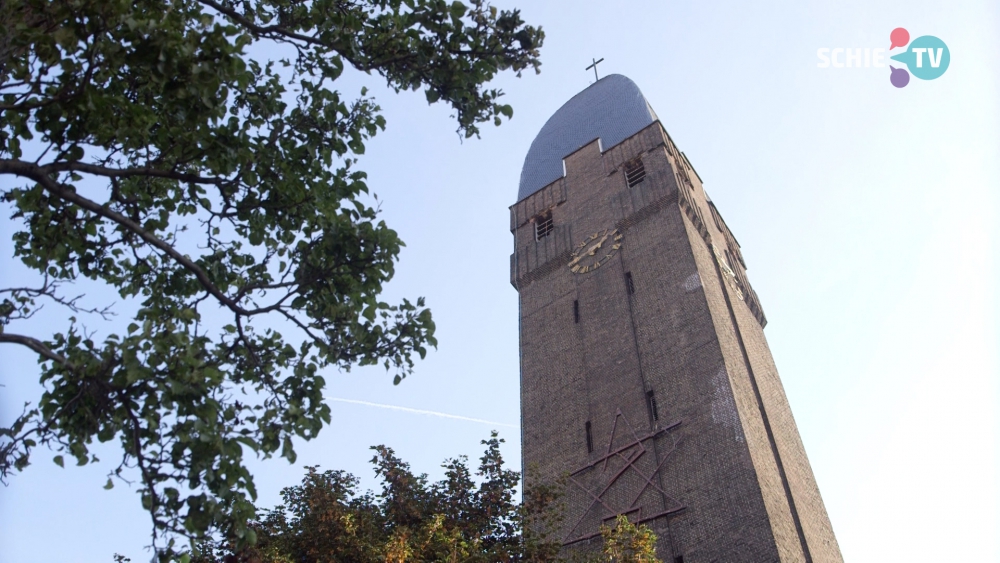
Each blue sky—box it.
[2,1,997,561]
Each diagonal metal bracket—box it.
[563,410,685,545]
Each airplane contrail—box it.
[329,398,518,429]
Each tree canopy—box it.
[197,435,661,563]
[0,0,542,558]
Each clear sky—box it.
[2,1,998,562]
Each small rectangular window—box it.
[573,300,580,324]
[674,557,685,563]
[585,421,594,453]
[625,271,635,295]
[533,210,553,240]
[624,158,645,188]
[646,390,659,422]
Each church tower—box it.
[511,75,843,563]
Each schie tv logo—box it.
[817,27,950,88]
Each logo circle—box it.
[900,35,950,80]
[890,67,910,88]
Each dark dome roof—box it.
[517,74,658,201]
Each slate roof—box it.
[517,74,658,202]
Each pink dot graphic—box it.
[890,27,910,50]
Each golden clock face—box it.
[568,229,623,274]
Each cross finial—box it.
[585,57,605,81]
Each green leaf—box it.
[53,455,64,468]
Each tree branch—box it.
[197,0,327,48]
[0,158,249,316]
[0,332,73,368]
[196,0,415,72]
[41,160,234,187]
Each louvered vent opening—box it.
[533,210,553,240]
[624,158,646,188]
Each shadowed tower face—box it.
[510,75,843,563]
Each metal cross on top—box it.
[586,57,605,81]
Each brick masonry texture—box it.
[511,122,843,563]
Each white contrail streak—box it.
[329,398,517,429]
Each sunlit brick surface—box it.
[511,118,842,563]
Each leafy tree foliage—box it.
[0,0,542,558]
[199,434,563,563]
[199,436,664,563]
[598,515,662,563]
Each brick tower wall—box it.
[512,122,843,563]
[678,140,844,563]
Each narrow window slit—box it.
[573,300,580,323]
[585,421,593,453]
[625,271,635,295]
